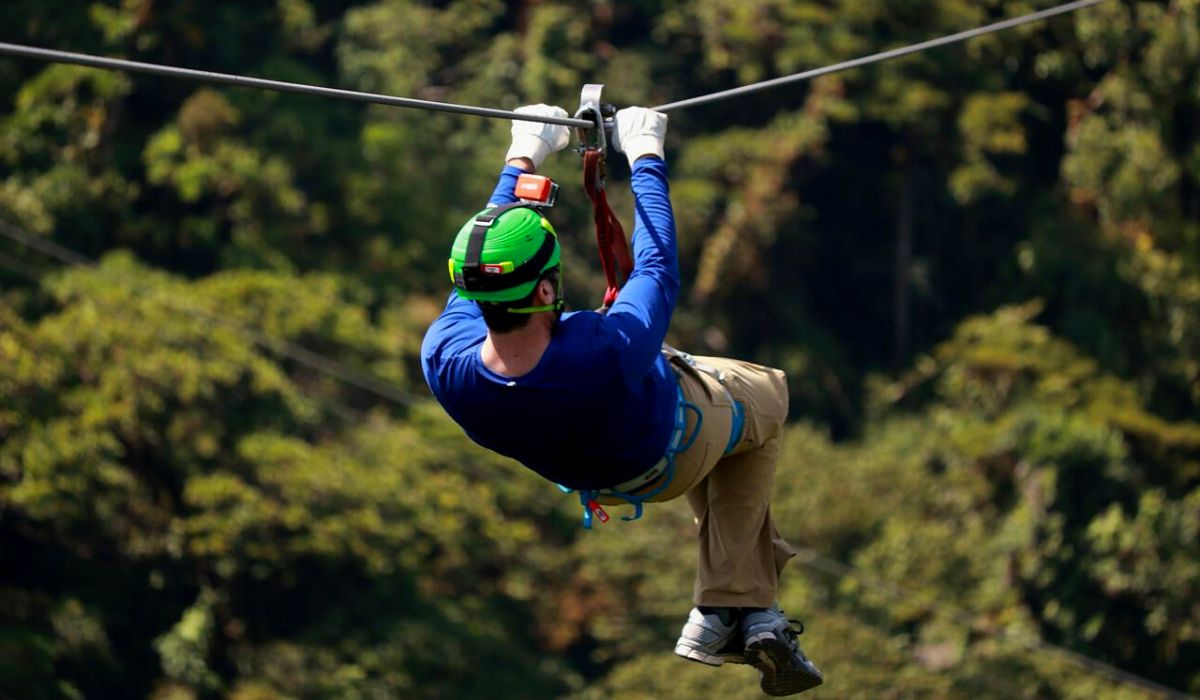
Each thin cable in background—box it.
[0,247,368,423]
[0,249,46,282]
[4,225,1181,698]
[630,541,1187,697]
[0,221,422,409]
[795,548,1194,699]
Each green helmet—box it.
[448,204,562,310]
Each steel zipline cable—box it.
[0,41,592,129]
[1,0,1111,126]
[653,0,1113,113]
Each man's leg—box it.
[686,435,792,607]
[678,358,822,696]
[683,356,794,606]
[656,357,759,666]
[670,356,792,664]
[673,436,789,668]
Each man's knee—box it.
[701,357,788,448]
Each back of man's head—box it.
[478,267,561,334]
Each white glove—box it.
[610,106,668,167]
[505,104,571,169]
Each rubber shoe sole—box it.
[745,635,824,696]
[674,636,752,667]
[674,643,726,667]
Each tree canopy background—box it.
[1,1,1198,698]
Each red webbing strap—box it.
[582,148,633,309]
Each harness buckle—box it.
[587,499,609,524]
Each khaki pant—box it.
[602,354,796,608]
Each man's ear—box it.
[538,278,556,302]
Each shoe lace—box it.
[778,610,806,644]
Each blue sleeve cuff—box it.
[631,155,666,173]
[486,165,528,206]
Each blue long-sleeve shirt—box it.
[421,158,680,489]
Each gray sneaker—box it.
[674,607,749,666]
[742,605,824,696]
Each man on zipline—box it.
[421,104,823,696]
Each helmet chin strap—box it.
[505,299,564,314]
[506,270,564,315]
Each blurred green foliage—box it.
[2,0,1198,697]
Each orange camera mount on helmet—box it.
[514,172,559,208]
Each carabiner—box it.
[575,84,616,157]
[575,83,605,152]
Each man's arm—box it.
[600,108,678,384]
[487,102,568,201]
[485,163,528,208]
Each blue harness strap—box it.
[565,382,700,528]
[726,400,746,454]
[557,349,748,529]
